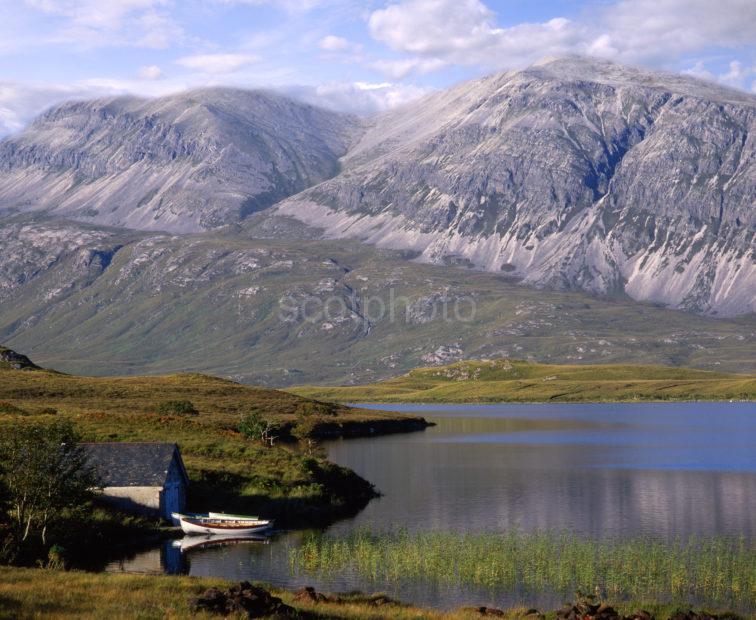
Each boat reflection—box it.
[172,533,270,553]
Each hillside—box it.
[1,215,754,386]
[0,349,427,524]
[0,88,361,232]
[289,359,756,403]
[275,57,755,316]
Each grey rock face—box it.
[0,88,362,232]
[275,57,755,316]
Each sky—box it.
[0,0,754,134]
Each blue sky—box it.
[0,0,754,133]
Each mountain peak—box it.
[0,87,362,233]
[525,55,755,106]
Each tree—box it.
[238,410,278,446]
[0,420,99,545]
[291,415,321,457]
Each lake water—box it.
[107,402,756,609]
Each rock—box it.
[0,347,40,370]
[190,582,295,618]
[292,586,335,604]
[459,606,507,617]
[667,612,742,620]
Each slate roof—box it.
[82,442,188,488]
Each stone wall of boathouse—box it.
[99,486,162,517]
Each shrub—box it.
[238,411,277,446]
[155,400,198,416]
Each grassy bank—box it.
[291,529,756,611]
[290,359,756,403]
[0,364,427,527]
[0,567,749,619]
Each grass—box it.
[0,566,750,619]
[0,365,425,526]
[289,359,756,403]
[290,529,756,611]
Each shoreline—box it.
[0,567,749,619]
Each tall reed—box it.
[289,529,755,608]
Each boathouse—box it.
[83,442,189,520]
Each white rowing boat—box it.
[171,512,273,536]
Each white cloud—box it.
[175,53,260,73]
[366,0,756,79]
[682,61,716,82]
[368,0,587,75]
[0,81,108,134]
[138,65,164,80]
[213,0,329,13]
[283,81,430,115]
[682,59,756,90]
[370,57,448,80]
[369,0,498,56]
[23,0,183,49]
[318,34,362,54]
[717,60,754,89]
[596,0,756,64]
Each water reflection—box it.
[329,402,756,539]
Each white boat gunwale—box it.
[171,512,274,536]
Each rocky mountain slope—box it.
[0,88,361,232]
[275,57,755,317]
[1,214,752,385]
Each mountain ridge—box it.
[274,57,755,316]
[0,57,754,317]
[0,87,362,232]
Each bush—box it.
[238,411,277,446]
[155,400,198,416]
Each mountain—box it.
[0,214,753,385]
[274,57,755,316]
[0,88,361,232]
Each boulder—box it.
[190,582,295,618]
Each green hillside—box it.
[289,359,756,403]
[0,354,425,525]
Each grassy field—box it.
[0,567,748,620]
[0,362,426,526]
[290,359,756,403]
[291,529,756,611]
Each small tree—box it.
[291,415,321,457]
[238,410,277,446]
[0,420,99,545]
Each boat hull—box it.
[173,514,273,536]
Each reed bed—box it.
[290,529,756,608]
